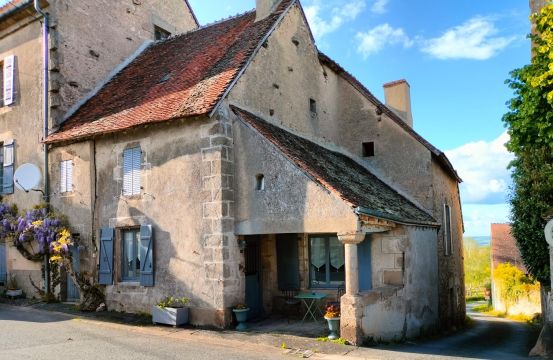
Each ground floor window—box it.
[309,234,345,288]
[122,229,141,281]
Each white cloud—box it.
[446,132,514,205]
[304,0,366,39]
[463,203,511,236]
[370,0,389,14]
[356,24,413,58]
[421,17,515,60]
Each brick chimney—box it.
[383,79,413,128]
[256,0,282,22]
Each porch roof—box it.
[232,106,438,227]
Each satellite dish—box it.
[14,163,41,191]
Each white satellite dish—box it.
[14,163,41,192]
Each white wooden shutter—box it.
[60,161,67,193]
[123,147,141,196]
[3,55,15,106]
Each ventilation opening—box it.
[309,98,317,115]
[255,174,265,191]
[362,142,375,157]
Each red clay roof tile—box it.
[491,223,526,272]
[46,0,294,144]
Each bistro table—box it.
[294,292,327,322]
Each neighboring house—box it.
[490,223,541,315]
[0,0,197,296]
[44,0,465,343]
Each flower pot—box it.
[6,289,22,298]
[152,306,189,327]
[324,316,340,340]
[232,308,250,331]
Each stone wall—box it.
[432,161,465,328]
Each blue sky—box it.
[188,0,529,237]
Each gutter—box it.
[355,207,440,228]
[34,0,50,294]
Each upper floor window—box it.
[443,204,452,256]
[309,98,317,116]
[362,142,375,157]
[2,55,15,107]
[60,160,74,193]
[154,26,171,40]
[123,147,141,196]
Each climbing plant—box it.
[503,4,553,284]
[493,263,540,312]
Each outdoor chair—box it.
[280,287,301,323]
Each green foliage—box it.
[463,238,491,298]
[315,337,349,345]
[503,4,553,284]
[493,263,540,309]
[473,303,493,313]
[156,296,190,309]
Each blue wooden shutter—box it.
[3,139,14,194]
[358,235,372,291]
[276,234,299,289]
[140,225,154,287]
[98,228,114,285]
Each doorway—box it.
[244,235,262,319]
[66,246,80,302]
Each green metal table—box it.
[294,292,327,322]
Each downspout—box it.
[34,0,50,295]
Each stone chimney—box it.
[256,0,282,22]
[383,79,413,128]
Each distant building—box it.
[490,223,540,315]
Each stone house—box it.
[490,223,541,316]
[43,0,465,344]
[0,0,197,296]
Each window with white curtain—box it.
[309,234,345,288]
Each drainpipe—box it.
[34,0,50,296]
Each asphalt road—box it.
[0,305,287,360]
[0,302,540,360]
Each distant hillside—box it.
[466,236,491,247]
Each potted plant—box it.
[324,303,340,340]
[232,303,250,331]
[152,296,190,327]
[5,274,22,298]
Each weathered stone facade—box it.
[0,0,197,296]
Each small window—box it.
[154,26,171,40]
[444,204,453,256]
[60,160,73,193]
[123,147,141,196]
[362,142,375,157]
[122,229,141,281]
[309,98,317,115]
[255,174,265,191]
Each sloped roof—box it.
[491,223,526,271]
[318,52,461,183]
[233,106,438,227]
[0,0,48,31]
[46,0,294,144]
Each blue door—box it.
[67,246,80,302]
[244,236,262,319]
[0,243,6,286]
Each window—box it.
[309,98,317,115]
[362,142,375,157]
[60,160,73,193]
[1,139,14,195]
[255,174,265,191]
[123,147,141,196]
[122,229,141,281]
[443,204,452,256]
[309,235,345,288]
[2,55,14,106]
[154,26,171,40]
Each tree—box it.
[463,238,491,297]
[503,4,553,285]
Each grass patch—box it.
[316,337,349,345]
[466,296,486,303]
[472,303,493,312]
